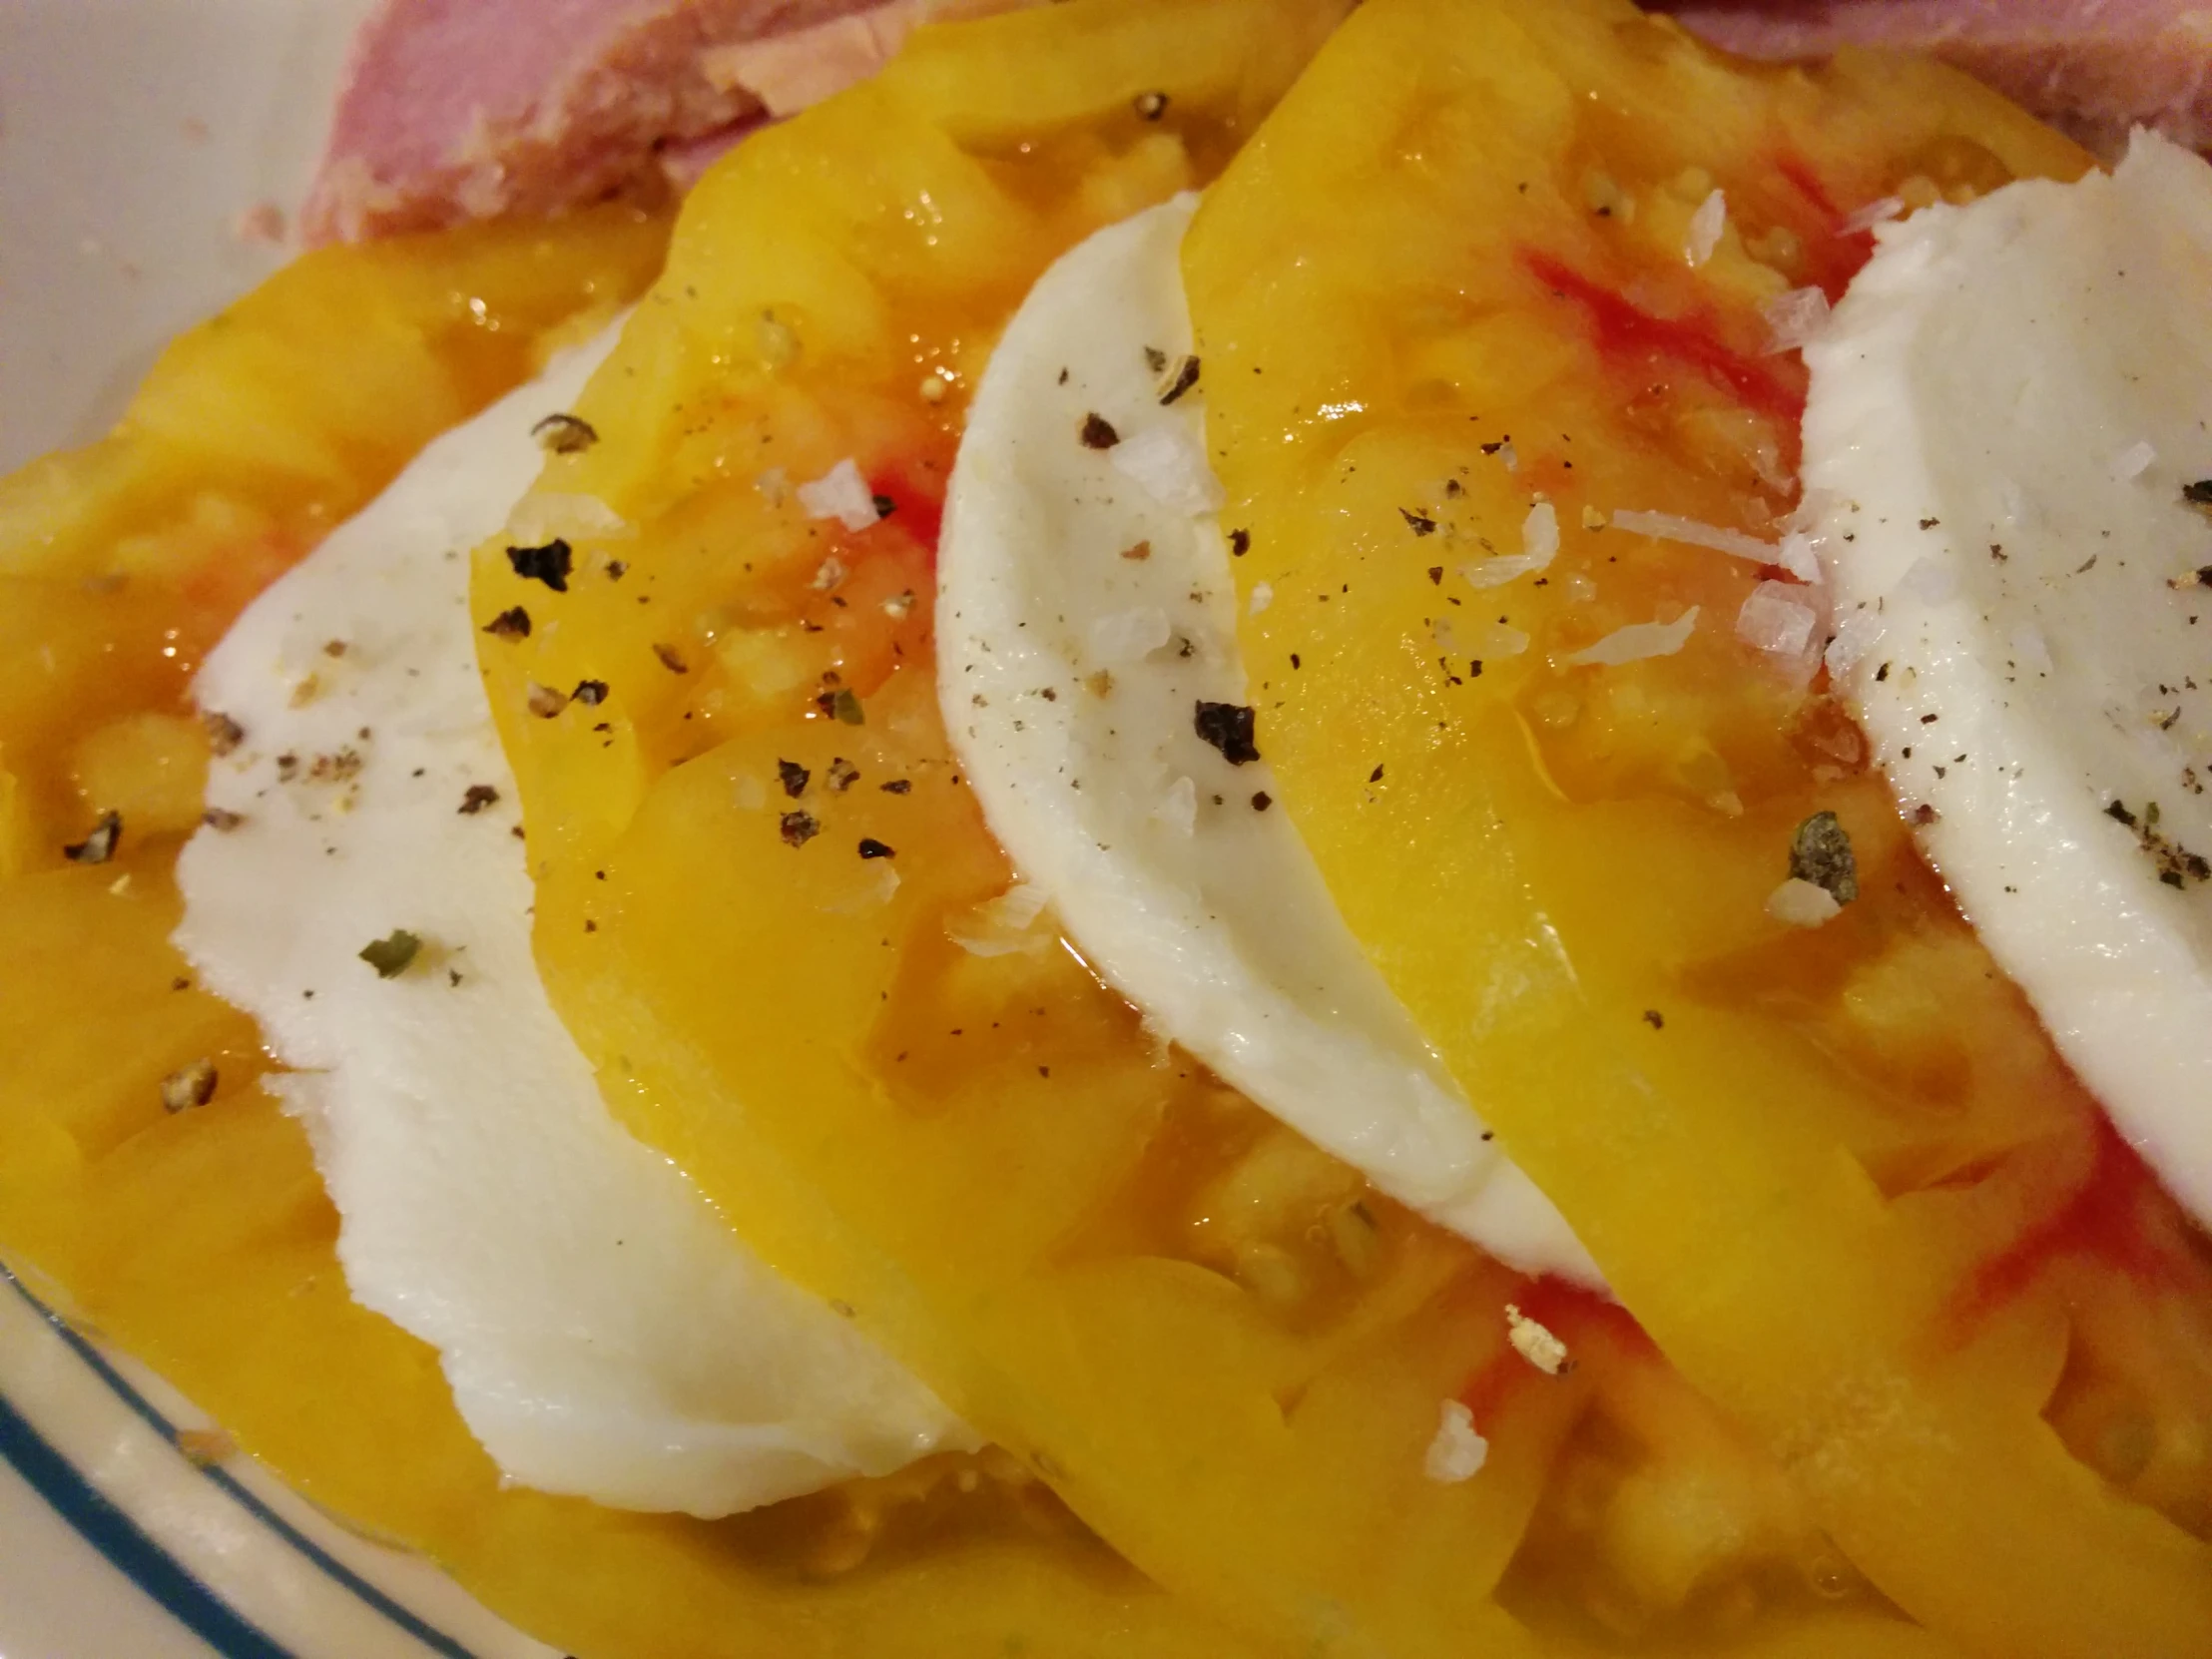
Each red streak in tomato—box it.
[1776,153,1837,220]
[1955,1116,2187,1323]
[872,452,951,561]
[1519,251,1802,428]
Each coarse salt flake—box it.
[1826,609,1886,678]
[2112,439,2158,480]
[1763,285,1832,353]
[1109,423,1225,516]
[2011,623,2054,678]
[1090,606,1172,665]
[1737,580,1819,658]
[1153,776,1197,837]
[1503,1304,1571,1376]
[1766,876,1842,928]
[1250,582,1274,616]
[1686,188,1727,268]
[1777,531,1824,584]
[1895,556,1959,606]
[1563,607,1700,667]
[945,882,1050,956]
[1608,509,1776,565]
[1423,1399,1489,1483]
[798,458,881,533]
[506,492,634,545]
[1842,195,1905,235]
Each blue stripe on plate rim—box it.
[0,1264,485,1659]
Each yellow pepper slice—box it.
[1185,1,2212,1653]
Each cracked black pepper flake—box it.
[2183,480,2212,511]
[358,929,421,978]
[1400,507,1438,536]
[1133,90,1169,121]
[1370,764,1385,783]
[572,679,610,707]
[880,779,912,795]
[781,811,821,847]
[1642,1009,1665,1030]
[203,711,246,756]
[652,642,690,674]
[1079,412,1120,450]
[1158,354,1201,406]
[1251,792,1273,812]
[531,412,599,454]
[202,807,245,831]
[606,559,629,581]
[1144,346,1168,373]
[1427,566,1443,585]
[2107,798,2212,886]
[1913,803,1940,826]
[1919,517,1940,529]
[1194,700,1260,765]
[458,785,499,815]
[64,811,121,864]
[872,493,897,520]
[857,837,895,859]
[483,606,531,641]
[506,538,573,592]
[828,757,861,792]
[526,684,568,718]
[1789,811,1859,905]
[777,759,811,798]
[161,1059,219,1113]
[1229,528,1251,557]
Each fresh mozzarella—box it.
[1805,130,2212,1229]
[175,326,972,1518]
[938,197,1599,1285]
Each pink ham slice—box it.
[1659,2,2212,159]
[301,0,1025,244]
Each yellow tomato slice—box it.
[0,196,1277,1657]
[482,3,2011,1655]
[476,5,1672,1655]
[1185,1,2212,1654]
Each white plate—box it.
[0,5,549,1653]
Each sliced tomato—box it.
[1186,1,2212,1653]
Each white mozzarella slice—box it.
[175,326,972,1518]
[938,196,1600,1286]
[1805,130,2212,1229]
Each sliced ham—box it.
[1660,2,2212,158]
[302,0,1030,244]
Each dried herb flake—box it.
[1789,811,1859,905]
[359,929,422,978]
